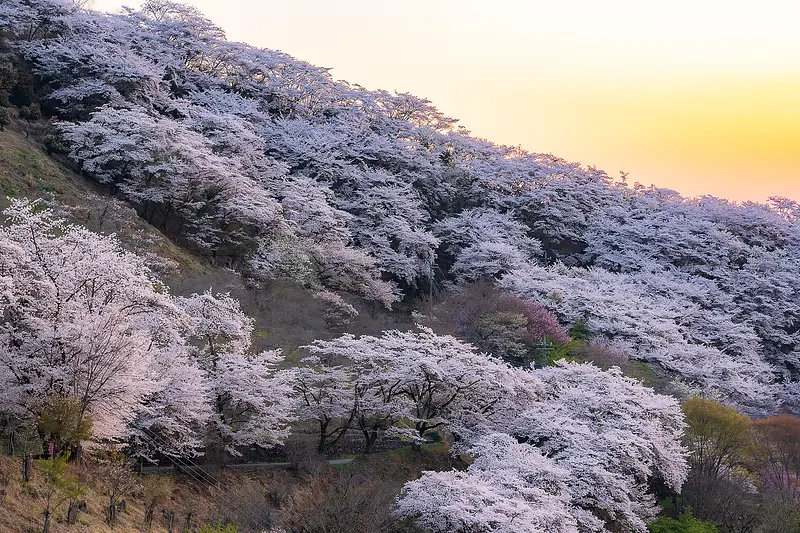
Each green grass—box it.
[0,130,90,200]
[0,125,209,275]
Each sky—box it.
[93,0,800,203]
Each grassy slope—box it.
[0,443,454,533]
[0,124,91,203]
[0,120,207,275]
[0,455,237,533]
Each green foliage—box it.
[680,398,755,528]
[197,521,240,533]
[648,513,718,533]
[569,317,590,341]
[682,397,752,472]
[547,339,579,363]
[37,453,81,496]
[19,103,41,121]
[0,107,10,130]
[37,452,84,527]
[36,396,93,453]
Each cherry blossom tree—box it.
[396,433,578,533]
[434,207,542,282]
[399,362,688,533]
[0,199,203,443]
[0,200,292,458]
[510,362,687,532]
[177,290,295,452]
[302,328,515,453]
[285,360,356,452]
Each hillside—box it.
[1,0,799,413]
[0,121,410,351]
[2,1,800,532]
[0,447,455,533]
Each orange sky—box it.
[94,0,800,203]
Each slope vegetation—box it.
[0,0,799,413]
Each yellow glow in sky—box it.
[94,0,800,202]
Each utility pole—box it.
[428,255,435,318]
[535,334,554,368]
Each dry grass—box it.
[0,456,226,533]
[0,442,456,533]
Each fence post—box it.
[22,454,31,483]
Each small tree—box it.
[95,448,140,527]
[681,397,753,524]
[37,453,83,533]
[683,398,752,487]
[141,475,175,529]
[0,107,11,131]
[751,414,800,503]
[19,102,41,121]
[36,395,93,457]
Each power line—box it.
[96,406,270,531]
[91,404,271,531]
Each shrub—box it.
[0,107,11,130]
[426,281,569,365]
[213,474,275,531]
[36,395,92,455]
[648,513,718,533]
[141,475,175,529]
[19,102,41,121]
[281,470,402,533]
[197,521,240,533]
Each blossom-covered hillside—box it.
[1,0,799,414]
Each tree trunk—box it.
[318,419,329,452]
[327,424,351,452]
[67,501,79,524]
[363,429,378,455]
[42,510,51,533]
